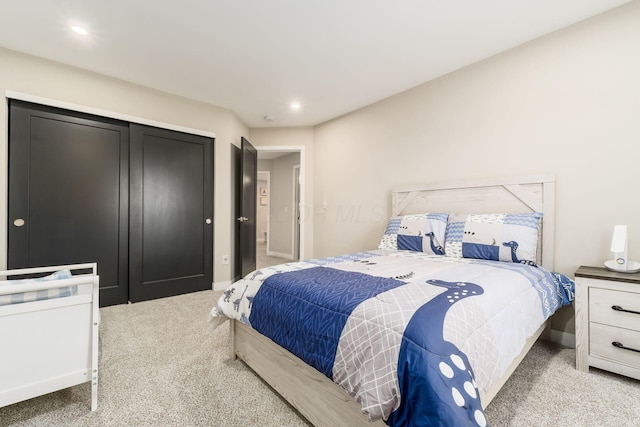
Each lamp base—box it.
[604,259,640,273]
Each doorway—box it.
[255,171,275,269]
[255,146,305,269]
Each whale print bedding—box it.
[210,249,574,426]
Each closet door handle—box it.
[612,341,640,353]
[612,305,640,316]
[13,218,25,227]
[237,216,249,223]
[205,218,212,224]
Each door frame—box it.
[255,145,306,261]
[5,92,217,304]
[292,165,301,261]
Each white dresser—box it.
[575,266,640,380]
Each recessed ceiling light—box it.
[72,25,88,35]
[290,102,301,110]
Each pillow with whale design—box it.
[456,212,543,265]
[380,213,448,255]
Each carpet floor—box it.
[1,289,639,426]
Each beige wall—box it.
[0,47,249,284]
[249,127,314,259]
[313,2,640,334]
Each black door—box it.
[232,144,242,282]
[239,137,257,277]
[8,101,129,306]
[129,124,213,302]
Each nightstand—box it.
[575,266,640,380]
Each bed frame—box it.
[230,175,555,426]
[0,263,100,411]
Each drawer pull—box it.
[612,341,640,353]
[611,305,640,315]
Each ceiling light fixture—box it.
[290,102,301,110]
[71,25,88,35]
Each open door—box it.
[232,144,242,282]
[238,137,257,277]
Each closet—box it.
[8,101,213,306]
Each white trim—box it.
[254,145,306,260]
[550,329,576,348]
[214,281,232,292]
[5,90,215,138]
[292,165,301,261]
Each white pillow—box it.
[445,213,543,265]
[380,213,448,255]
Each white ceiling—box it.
[0,1,630,128]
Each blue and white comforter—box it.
[209,250,574,426]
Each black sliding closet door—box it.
[8,103,213,305]
[8,101,129,306]
[129,124,213,303]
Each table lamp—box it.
[604,225,640,273]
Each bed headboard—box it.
[392,175,555,269]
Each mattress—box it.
[0,269,75,306]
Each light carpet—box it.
[1,290,639,426]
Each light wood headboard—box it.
[392,175,555,269]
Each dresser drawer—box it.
[590,323,640,369]
[589,287,640,332]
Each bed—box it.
[210,175,574,426]
[0,263,100,411]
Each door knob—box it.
[237,216,249,223]
[13,218,25,227]
[205,218,212,224]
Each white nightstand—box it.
[575,266,640,380]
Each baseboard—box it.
[267,250,295,260]
[213,281,231,291]
[549,329,576,348]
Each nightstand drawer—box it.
[590,288,640,332]
[590,323,640,369]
